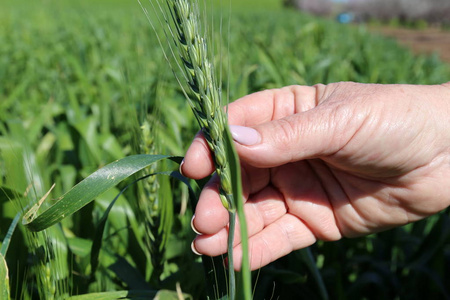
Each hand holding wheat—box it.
[184,82,450,270]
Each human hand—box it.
[181,82,450,270]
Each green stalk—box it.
[224,127,251,299]
[227,211,236,300]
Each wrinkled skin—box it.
[181,82,450,270]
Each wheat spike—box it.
[139,119,166,284]
[167,0,234,211]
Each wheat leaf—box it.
[0,211,21,257]
[23,155,180,232]
[66,289,193,300]
[223,125,251,299]
[0,253,10,300]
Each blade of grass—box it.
[108,255,151,290]
[295,248,329,300]
[0,211,22,257]
[66,290,158,300]
[0,186,22,204]
[227,211,236,299]
[23,155,181,232]
[223,125,251,299]
[0,253,10,300]
[66,289,193,300]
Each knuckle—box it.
[273,118,299,151]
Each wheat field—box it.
[1,0,449,299]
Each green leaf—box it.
[66,290,157,300]
[108,255,150,290]
[66,290,192,300]
[294,248,329,300]
[23,154,176,232]
[1,211,21,257]
[0,254,10,300]
[0,138,30,192]
[223,125,252,299]
[0,186,22,204]
[155,289,193,300]
[66,237,92,257]
[158,169,174,253]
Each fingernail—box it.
[191,240,201,256]
[229,125,261,146]
[179,159,185,177]
[190,215,201,235]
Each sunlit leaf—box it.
[223,124,251,299]
[67,290,157,300]
[1,211,21,257]
[66,289,192,300]
[0,254,10,300]
[23,155,178,232]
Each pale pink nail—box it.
[229,125,261,146]
[190,215,201,235]
[191,240,201,256]
[179,159,185,177]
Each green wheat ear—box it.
[139,120,164,283]
[166,0,235,212]
[140,1,251,297]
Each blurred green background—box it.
[1,0,449,299]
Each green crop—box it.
[1,0,449,299]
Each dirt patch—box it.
[372,27,450,63]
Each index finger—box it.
[226,85,317,126]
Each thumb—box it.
[229,106,352,168]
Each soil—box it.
[372,26,450,63]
